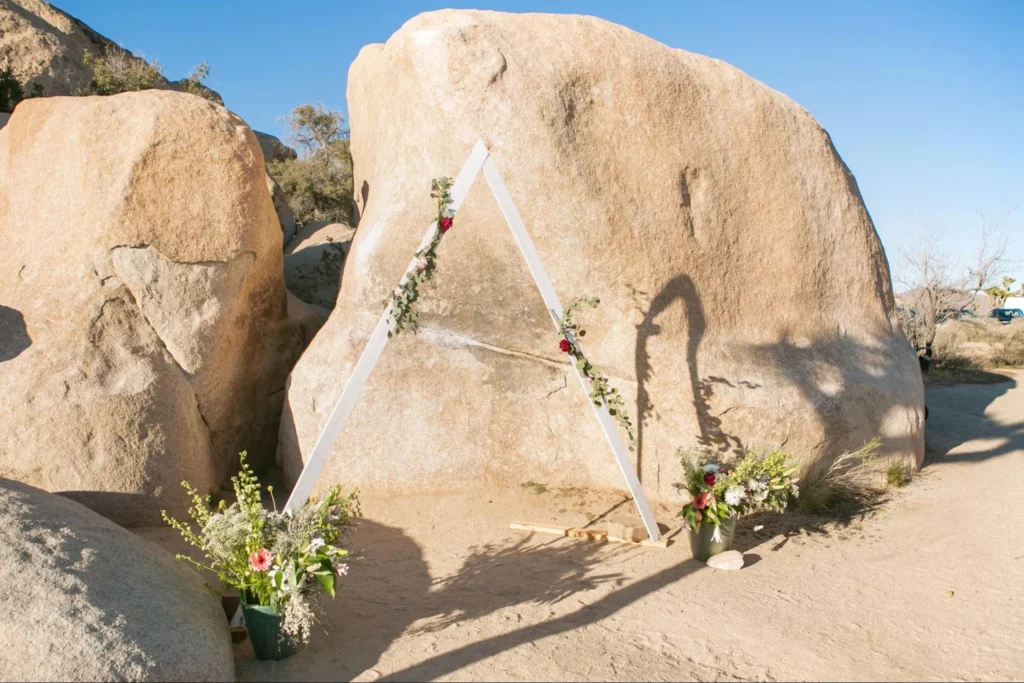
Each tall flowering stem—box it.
[557,297,636,451]
[387,176,455,337]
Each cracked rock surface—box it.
[0,90,302,524]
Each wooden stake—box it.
[510,522,669,548]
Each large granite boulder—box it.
[0,91,302,524]
[280,10,924,499]
[0,478,234,682]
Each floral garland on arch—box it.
[387,177,455,337]
[557,297,637,451]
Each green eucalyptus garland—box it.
[387,176,455,337]
[558,297,636,451]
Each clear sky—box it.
[56,1,1024,282]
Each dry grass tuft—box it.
[796,439,897,514]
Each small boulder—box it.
[705,550,744,570]
[267,172,297,245]
[0,478,234,681]
[284,220,356,309]
[255,130,298,163]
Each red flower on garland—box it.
[559,338,572,353]
[440,217,453,232]
[704,472,716,487]
[692,492,709,510]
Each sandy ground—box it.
[143,372,1024,681]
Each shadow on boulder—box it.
[0,305,31,362]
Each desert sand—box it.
[141,372,1023,681]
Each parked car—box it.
[990,308,1024,324]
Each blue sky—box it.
[57,1,1024,282]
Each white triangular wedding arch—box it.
[284,140,661,542]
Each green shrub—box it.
[267,103,354,225]
[885,463,911,488]
[81,47,165,95]
[0,67,24,113]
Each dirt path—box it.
[222,373,1023,681]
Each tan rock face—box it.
[0,91,301,524]
[280,10,924,500]
[0,478,234,681]
[0,0,121,96]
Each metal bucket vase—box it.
[241,601,300,661]
[688,516,737,562]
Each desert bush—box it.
[267,103,354,224]
[930,335,980,374]
[0,67,24,113]
[81,47,165,95]
[796,439,890,514]
[991,331,1024,367]
[178,61,222,104]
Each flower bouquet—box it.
[677,447,799,562]
[162,452,359,660]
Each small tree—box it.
[969,208,1016,302]
[986,276,1023,308]
[266,103,354,225]
[0,67,24,113]
[895,230,969,354]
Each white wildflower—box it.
[309,537,325,553]
[711,524,723,543]
[281,595,316,643]
[724,485,745,506]
[791,484,800,499]
[334,563,349,577]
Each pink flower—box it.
[559,338,572,353]
[415,256,429,272]
[440,217,453,232]
[333,563,349,577]
[692,492,709,510]
[249,548,273,572]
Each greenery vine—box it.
[558,297,636,451]
[387,176,455,337]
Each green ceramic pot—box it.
[688,516,737,562]
[240,600,299,661]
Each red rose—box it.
[704,472,716,486]
[559,339,572,353]
[692,492,708,510]
[440,217,453,232]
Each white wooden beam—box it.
[284,141,491,512]
[481,155,661,542]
